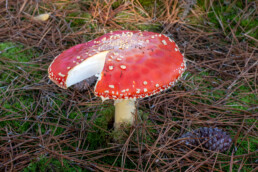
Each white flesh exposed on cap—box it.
[66,51,109,87]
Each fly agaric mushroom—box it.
[48,30,186,129]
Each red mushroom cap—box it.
[48,30,186,99]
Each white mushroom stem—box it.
[114,99,136,129]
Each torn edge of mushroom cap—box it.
[48,44,109,89]
[48,54,68,89]
[94,72,110,102]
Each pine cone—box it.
[179,127,232,152]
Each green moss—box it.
[0,42,42,133]
[138,0,156,7]
[85,106,114,150]
[197,0,257,44]
[226,85,256,111]
[0,42,40,87]
[66,12,92,28]
[111,0,124,9]
[113,0,158,9]
[23,156,84,172]
[0,42,79,135]
[224,135,257,171]
[128,23,162,33]
[55,2,95,34]
[114,11,162,32]
[0,42,38,62]
[67,111,81,120]
[235,138,257,155]
[136,23,162,32]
